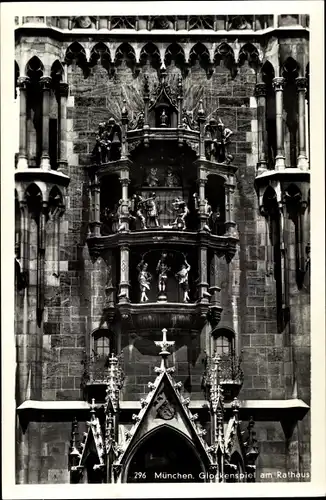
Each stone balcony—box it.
[202,353,244,401]
[87,229,238,260]
[117,300,212,333]
[81,353,124,403]
[15,15,309,33]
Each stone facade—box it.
[14,13,310,484]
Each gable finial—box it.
[154,328,175,370]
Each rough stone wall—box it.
[15,33,310,483]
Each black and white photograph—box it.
[1,1,325,497]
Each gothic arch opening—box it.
[124,425,206,483]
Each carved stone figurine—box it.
[175,257,191,303]
[160,108,168,127]
[143,192,159,228]
[137,260,152,303]
[208,207,221,234]
[156,252,170,300]
[171,198,189,231]
[165,168,179,187]
[146,167,159,187]
[93,122,112,164]
[129,194,147,229]
[217,118,233,164]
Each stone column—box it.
[197,100,206,159]
[272,77,286,170]
[177,77,183,127]
[198,245,209,302]
[224,183,238,238]
[197,176,208,231]
[94,175,101,237]
[254,82,268,172]
[19,200,28,272]
[119,246,130,303]
[17,76,30,170]
[278,200,289,315]
[58,82,69,171]
[89,175,101,237]
[119,171,130,231]
[121,102,129,159]
[37,200,48,327]
[296,77,309,170]
[40,76,52,170]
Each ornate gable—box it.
[115,329,212,470]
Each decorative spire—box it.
[121,99,128,120]
[160,67,167,84]
[177,75,183,97]
[245,416,259,463]
[69,417,81,468]
[231,397,240,422]
[154,328,175,371]
[105,352,124,413]
[143,75,150,95]
[197,99,205,119]
[216,410,225,453]
[90,398,96,420]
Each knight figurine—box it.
[171,197,189,231]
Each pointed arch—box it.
[164,42,185,68]
[282,57,300,81]
[214,43,236,76]
[123,424,206,483]
[238,43,260,70]
[50,59,64,83]
[89,42,112,71]
[48,185,64,209]
[115,42,136,63]
[25,56,44,81]
[24,182,43,219]
[189,42,211,75]
[262,185,277,212]
[139,42,161,69]
[65,41,88,76]
[261,60,275,84]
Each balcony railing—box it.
[15,15,309,33]
[202,352,244,401]
[81,352,125,402]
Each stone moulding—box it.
[15,15,309,36]
[117,300,210,331]
[87,229,238,255]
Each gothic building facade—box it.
[14,13,310,484]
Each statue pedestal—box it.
[157,292,167,302]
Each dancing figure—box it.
[131,194,147,230]
[175,257,191,303]
[171,198,189,231]
[143,192,159,228]
[137,260,152,303]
